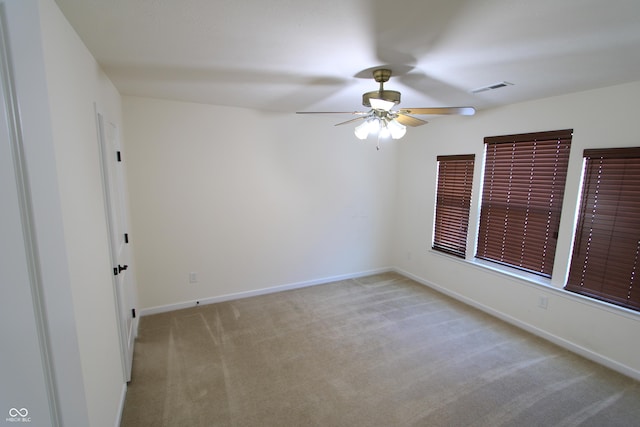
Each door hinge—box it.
[124,233,129,244]
[116,151,122,162]
[113,267,118,276]
[132,308,136,319]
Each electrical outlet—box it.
[189,272,198,284]
[538,296,548,309]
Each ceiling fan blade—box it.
[296,111,368,115]
[396,113,428,127]
[398,107,476,116]
[334,116,367,126]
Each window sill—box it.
[428,249,640,320]
[466,257,554,288]
[429,248,554,288]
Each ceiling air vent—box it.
[470,81,513,94]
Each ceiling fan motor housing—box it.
[362,90,401,108]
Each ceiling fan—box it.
[297,68,475,148]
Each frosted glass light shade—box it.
[369,98,396,111]
[387,119,407,139]
[354,121,369,139]
[354,116,405,140]
[355,117,383,139]
[379,125,391,139]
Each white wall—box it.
[36,0,128,425]
[123,97,397,310]
[393,81,640,379]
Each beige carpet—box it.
[120,272,640,426]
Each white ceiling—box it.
[55,0,640,115]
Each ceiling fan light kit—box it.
[297,68,476,148]
[354,109,406,141]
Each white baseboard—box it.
[139,267,393,317]
[394,268,640,382]
[115,382,127,427]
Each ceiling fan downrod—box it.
[362,69,401,108]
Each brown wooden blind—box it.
[565,147,640,311]
[476,130,572,277]
[433,154,475,258]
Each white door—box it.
[96,109,136,382]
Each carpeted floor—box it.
[120,272,640,426]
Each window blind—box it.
[476,129,572,277]
[565,147,640,311]
[433,154,475,258]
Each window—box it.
[433,155,475,258]
[566,147,640,311]
[476,129,572,277]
